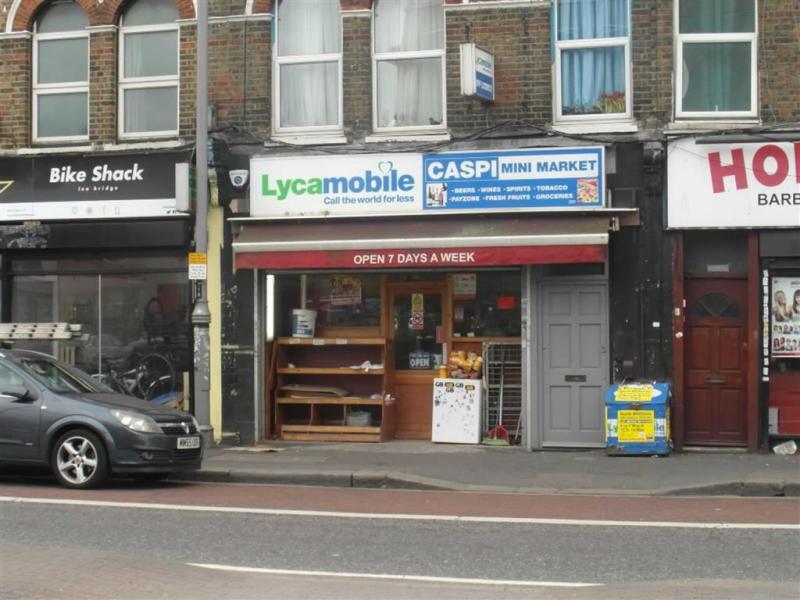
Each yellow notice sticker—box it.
[617,410,655,443]
[614,385,654,403]
[188,252,207,280]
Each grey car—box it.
[0,348,202,489]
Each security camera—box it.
[229,169,249,189]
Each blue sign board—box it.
[421,147,605,211]
[460,44,495,102]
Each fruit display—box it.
[446,351,483,379]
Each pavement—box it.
[189,440,800,497]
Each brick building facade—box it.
[0,0,797,450]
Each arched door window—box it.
[689,293,741,319]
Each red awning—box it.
[233,215,610,270]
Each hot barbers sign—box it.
[0,152,190,221]
[667,138,800,228]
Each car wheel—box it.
[52,430,109,489]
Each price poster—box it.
[330,275,362,306]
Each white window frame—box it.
[371,3,447,135]
[32,25,90,143]
[674,0,758,120]
[553,1,632,124]
[272,0,343,136]
[118,20,180,139]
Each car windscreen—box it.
[16,357,110,394]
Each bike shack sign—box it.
[0,152,190,221]
[667,138,800,228]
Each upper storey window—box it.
[373,0,445,132]
[33,2,89,142]
[274,0,342,133]
[676,0,757,119]
[554,0,631,123]
[119,0,179,138]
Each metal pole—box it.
[192,0,213,446]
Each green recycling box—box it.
[605,382,671,455]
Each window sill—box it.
[270,133,348,146]
[12,139,188,156]
[551,121,638,134]
[667,120,761,132]
[365,131,451,143]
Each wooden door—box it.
[387,282,449,439]
[684,278,748,445]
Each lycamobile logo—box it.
[262,161,414,201]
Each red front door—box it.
[684,278,748,446]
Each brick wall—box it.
[208,19,271,138]
[0,36,31,149]
[632,0,673,127]
[88,30,117,144]
[180,24,197,137]
[342,14,371,136]
[759,4,800,123]
[446,6,551,131]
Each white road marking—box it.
[187,562,601,588]
[1,495,798,530]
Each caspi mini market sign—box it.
[250,147,605,218]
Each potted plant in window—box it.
[595,91,625,113]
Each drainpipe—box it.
[192,0,213,447]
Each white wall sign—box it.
[667,138,800,228]
[251,153,423,218]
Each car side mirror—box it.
[0,384,37,402]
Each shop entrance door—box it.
[541,282,608,447]
[387,283,448,439]
[684,278,748,445]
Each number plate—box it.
[177,436,200,450]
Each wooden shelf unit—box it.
[273,337,394,442]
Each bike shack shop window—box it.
[7,254,190,401]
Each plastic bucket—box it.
[291,309,317,338]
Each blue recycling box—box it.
[605,382,671,456]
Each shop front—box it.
[233,147,632,448]
[0,151,194,406]
[668,137,800,449]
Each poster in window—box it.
[771,277,800,358]
[452,273,477,299]
[410,293,424,330]
[330,275,362,306]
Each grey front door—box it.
[541,282,608,447]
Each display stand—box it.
[273,337,394,442]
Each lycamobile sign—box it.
[262,163,414,201]
[249,148,605,218]
[251,154,421,216]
